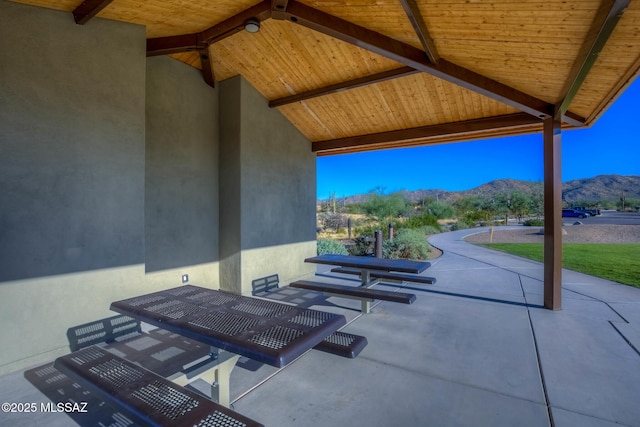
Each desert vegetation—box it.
[317,188,446,259]
[317,176,640,261]
[315,178,640,291]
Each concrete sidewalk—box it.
[2,228,639,426]
[233,228,640,426]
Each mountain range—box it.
[322,174,640,205]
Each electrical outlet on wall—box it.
[182,274,189,284]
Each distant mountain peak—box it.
[320,174,640,205]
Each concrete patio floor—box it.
[2,227,639,426]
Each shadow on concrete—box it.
[317,271,545,309]
[255,286,362,313]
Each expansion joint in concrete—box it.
[518,273,555,427]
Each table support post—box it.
[361,269,370,286]
[210,354,241,407]
[171,352,241,408]
[360,269,380,288]
[361,299,371,314]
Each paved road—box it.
[573,210,640,225]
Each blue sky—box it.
[317,78,640,200]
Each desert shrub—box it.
[383,229,430,260]
[461,210,487,226]
[400,213,441,231]
[619,198,640,211]
[523,218,544,226]
[451,219,469,231]
[317,239,348,255]
[355,222,389,239]
[345,204,364,214]
[348,236,374,256]
[318,212,347,232]
[416,225,440,236]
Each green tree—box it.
[530,187,544,217]
[454,195,488,216]
[493,191,536,223]
[362,187,410,220]
[424,201,455,219]
[454,195,498,225]
[510,191,532,221]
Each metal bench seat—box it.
[24,361,143,426]
[289,280,416,313]
[331,267,436,284]
[251,274,280,295]
[67,314,214,378]
[54,346,263,427]
[314,331,368,358]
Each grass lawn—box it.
[480,243,640,288]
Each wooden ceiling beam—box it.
[312,113,540,153]
[140,0,590,130]
[269,66,419,107]
[278,1,554,120]
[563,111,587,127]
[557,0,629,116]
[399,0,439,64]
[146,1,272,56]
[147,34,204,57]
[73,0,114,25]
[199,0,272,45]
[199,48,215,89]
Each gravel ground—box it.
[463,224,640,244]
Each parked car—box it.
[570,206,600,216]
[562,208,588,218]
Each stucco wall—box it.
[0,3,221,373]
[145,56,220,277]
[0,1,145,282]
[219,76,317,294]
[0,1,316,373]
[0,1,147,373]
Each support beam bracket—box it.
[73,0,114,25]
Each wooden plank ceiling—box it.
[12,0,640,155]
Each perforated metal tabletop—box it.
[110,285,347,368]
[305,254,430,274]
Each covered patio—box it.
[1,0,640,425]
[3,228,640,426]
